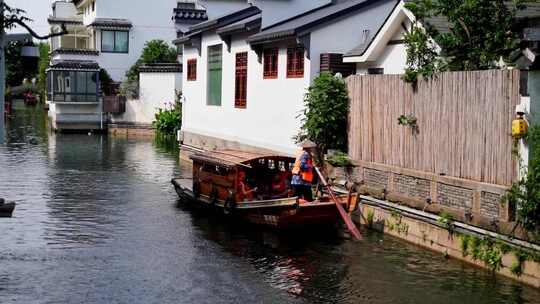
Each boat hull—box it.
[171,178,355,228]
[0,202,16,217]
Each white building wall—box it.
[60,0,179,81]
[355,26,408,75]
[182,32,310,153]
[110,72,182,124]
[53,1,78,18]
[309,0,398,80]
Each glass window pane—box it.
[54,71,62,93]
[114,31,128,53]
[76,72,86,94]
[102,31,114,52]
[87,72,97,95]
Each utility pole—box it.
[0,0,5,144]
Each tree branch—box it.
[12,18,68,40]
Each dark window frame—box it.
[187,59,197,81]
[286,46,304,78]
[263,48,278,79]
[101,30,129,54]
[367,68,384,75]
[49,70,99,103]
[235,52,248,109]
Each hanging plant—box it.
[398,114,419,135]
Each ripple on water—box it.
[1,105,540,304]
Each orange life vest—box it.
[292,153,313,183]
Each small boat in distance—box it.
[0,198,16,217]
[171,150,358,228]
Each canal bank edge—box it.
[108,123,155,137]
[353,197,540,288]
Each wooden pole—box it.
[314,166,362,240]
[0,0,5,144]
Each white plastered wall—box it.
[110,72,182,125]
[182,32,310,154]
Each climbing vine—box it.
[386,210,409,235]
[459,233,540,275]
[506,126,540,237]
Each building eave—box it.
[139,63,183,73]
[343,0,408,63]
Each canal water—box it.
[1,104,540,304]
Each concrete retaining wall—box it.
[356,199,540,288]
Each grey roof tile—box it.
[248,0,391,44]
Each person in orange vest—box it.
[291,140,316,202]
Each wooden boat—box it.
[171,150,358,228]
[0,201,16,217]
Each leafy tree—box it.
[125,40,177,81]
[5,40,37,86]
[37,42,50,99]
[298,72,349,155]
[403,0,527,82]
[121,40,177,98]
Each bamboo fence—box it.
[347,70,521,186]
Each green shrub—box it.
[121,40,177,99]
[297,72,349,154]
[153,91,182,135]
[327,151,353,167]
[506,126,540,235]
[37,43,50,100]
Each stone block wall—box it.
[335,160,512,224]
[437,183,474,210]
[394,174,431,199]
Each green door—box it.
[207,45,223,106]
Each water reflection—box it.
[1,105,540,303]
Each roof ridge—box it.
[259,2,334,32]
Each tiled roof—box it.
[51,48,99,56]
[247,0,390,45]
[216,14,262,35]
[47,16,83,25]
[186,6,261,34]
[139,63,183,73]
[174,8,208,22]
[48,60,100,71]
[89,18,132,29]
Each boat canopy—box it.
[190,149,294,169]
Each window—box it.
[207,44,223,106]
[187,59,197,81]
[101,30,129,53]
[368,68,384,75]
[92,1,95,11]
[263,48,278,79]
[287,46,304,78]
[49,70,99,103]
[235,52,248,108]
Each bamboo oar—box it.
[314,166,362,240]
